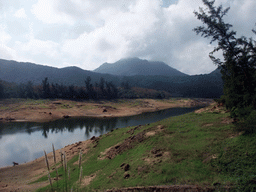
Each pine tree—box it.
[194,0,256,119]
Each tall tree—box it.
[194,0,256,118]
[85,76,97,99]
[0,80,4,99]
[25,81,35,99]
[41,77,51,99]
[99,77,105,98]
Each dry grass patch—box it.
[145,124,165,137]
[81,174,96,186]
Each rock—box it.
[124,173,130,179]
[151,148,161,154]
[63,115,70,119]
[155,153,163,157]
[124,164,130,171]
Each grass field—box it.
[34,105,256,191]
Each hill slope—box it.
[0,58,223,98]
[33,104,256,191]
[0,59,117,85]
[94,58,188,76]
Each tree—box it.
[121,81,131,90]
[41,77,51,99]
[0,80,4,99]
[99,77,106,98]
[25,81,35,99]
[194,0,256,119]
[85,76,95,99]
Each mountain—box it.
[0,59,117,86]
[94,58,188,77]
[0,58,223,98]
[208,67,222,77]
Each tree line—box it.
[0,77,169,100]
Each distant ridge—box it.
[0,59,117,85]
[94,58,188,77]
[0,58,223,98]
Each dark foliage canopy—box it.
[194,0,256,120]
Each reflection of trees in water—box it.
[0,121,41,137]
[0,107,202,138]
[0,123,3,139]
[40,117,118,138]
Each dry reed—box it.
[44,150,50,171]
[44,150,53,191]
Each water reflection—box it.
[0,107,201,167]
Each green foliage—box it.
[42,77,51,99]
[35,110,255,191]
[194,0,256,124]
[211,133,256,191]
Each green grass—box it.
[35,109,256,191]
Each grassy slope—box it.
[36,106,256,191]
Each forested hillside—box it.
[0,58,223,99]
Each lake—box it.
[0,107,200,167]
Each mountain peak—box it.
[94,58,188,77]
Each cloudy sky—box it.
[0,0,255,75]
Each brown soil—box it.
[105,185,226,192]
[194,102,225,114]
[0,98,213,123]
[105,128,145,160]
[0,98,213,191]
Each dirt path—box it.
[0,98,214,191]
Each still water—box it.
[0,107,200,167]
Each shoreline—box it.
[0,98,213,123]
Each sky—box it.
[0,0,255,75]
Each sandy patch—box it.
[81,174,96,187]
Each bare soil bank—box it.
[0,98,213,123]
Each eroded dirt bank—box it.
[0,98,213,123]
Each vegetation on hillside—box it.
[34,105,256,191]
[0,77,170,100]
[0,58,223,98]
[194,0,256,132]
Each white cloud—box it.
[62,0,165,70]
[16,38,59,58]
[14,8,27,18]
[0,25,12,44]
[31,0,74,25]
[0,44,16,60]
[0,24,16,60]
[0,0,255,75]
